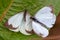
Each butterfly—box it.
[5,6,56,37]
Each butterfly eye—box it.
[30,17,38,22]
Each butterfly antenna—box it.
[49,5,54,13]
[23,9,27,21]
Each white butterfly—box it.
[31,6,56,37]
[5,10,32,35]
[5,6,56,38]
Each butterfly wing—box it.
[19,13,32,35]
[32,21,49,37]
[8,12,23,28]
[19,20,31,35]
[9,27,20,32]
[7,12,24,32]
[8,11,32,35]
[25,13,32,32]
[35,6,56,28]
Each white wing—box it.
[8,12,32,35]
[32,21,49,37]
[9,27,19,32]
[25,13,32,32]
[35,6,56,28]
[19,21,31,35]
[8,12,23,28]
[19,13,32,35]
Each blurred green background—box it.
[0,0,60,40]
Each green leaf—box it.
[0,36,4,40]
[0,0,13,21]
[0,0,60,40]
